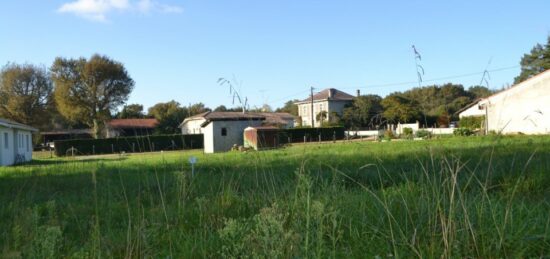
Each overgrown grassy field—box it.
[1,136,549,258]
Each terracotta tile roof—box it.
[296,88,354,103]
[0,118,38,132]
[107,118,159,129]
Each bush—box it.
[415,129,431,139]
[453,128,474,136]
[278,127,345,143]
[459,116,485,129]
[402,127,413,139]
[383,129,395,141]
[54,134,203,156]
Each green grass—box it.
[1,136,549,258]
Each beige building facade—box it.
[295,88,354,127]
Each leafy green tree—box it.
[316,111,327,125]
[467,86,493,99]
[117,104,145,118]
[341,95,383,129]
[515,36,550,84]
[148,100,188,134]
[0,63,53,129]
[381,95,421,123]
[276,100,299,116]
[51,54,134,138]
[188,102,211,116]
[214,105,228,112]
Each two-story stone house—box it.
[295,88,354,127]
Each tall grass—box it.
[0,136,549,257]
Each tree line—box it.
[277,36,550,129]
[0,54,210,139]
[1,36,549,138]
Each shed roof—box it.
[180,112,295,128]
[244,126,279,131]
[295,88,354,104]
[0,118,38,132]
[107,118,159,129]
[41,129,93,135]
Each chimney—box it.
[356,89,360,97]
[328,89,333,98]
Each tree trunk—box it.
[92,119,103,139]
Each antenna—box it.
[412,45,428,127]
[218,77,249,113]
[479,57,493,88]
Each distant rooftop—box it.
[296,88,354,103]
[180,112,296,127]
[107,118,159,129]
[0,118,38,132]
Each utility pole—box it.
[310,86,315,127]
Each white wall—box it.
[485,71,550,134]
[203,120,263,153]
[396,122,420,135]
[459,104,485,118]
[181,118,206,135]
[0,127,33,166]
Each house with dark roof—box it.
[179,112,296,153]
[105,118,159,138]
[294,88,354,127]
[0,118,38,166]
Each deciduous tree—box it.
[51,54,134,138]
[148,100,188,134]
[117,104,145,118]
[0,63,53,128]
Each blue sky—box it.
[1,1,550,111]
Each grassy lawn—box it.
[1,136,549,258]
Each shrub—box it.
[415,129,431,139]
[278,127,345,143]
[383,129,395,141]
[459,116,485,129]
[402,127,413,139]
[54,134,203,156]
[453,127,474,136]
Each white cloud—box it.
[137,0,183,14]
[58,0,182,22]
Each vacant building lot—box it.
[1,136,549,258]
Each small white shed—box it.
[0,118,38,166]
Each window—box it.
[4,133,7,149]
[221,128,227,136]
[26,134,30,152]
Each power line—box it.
[339,65,520,90]
[264,65,520,107]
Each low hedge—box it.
[278,127,345,143]
[54,134,203,156]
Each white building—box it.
[295,88,354,127]
[0,118,38,166]
[179,112,296,153]
[459,69,550,134]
